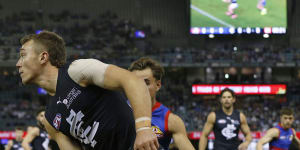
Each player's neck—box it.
[151,98,157,107]
[279,123,290,130]
[35,65,59,96]
[222,106,233,115]
[15,138,22,142]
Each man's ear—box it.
[40,51,49,64]
[156,80,162,91]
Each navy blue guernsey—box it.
[213,109,241,150]
[31,128,49,150]
[11,140,23,150]
[45,63,135,150]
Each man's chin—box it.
[21,78,31,85]
[37,122,45,130]
[22,82,29,85]
[21,81,28,85]
[282,124,291,129]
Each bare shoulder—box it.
[70,59,99,65]
[266,128,280,138]
[168,113,188,135]
[27,126,40,135]
[168,113,185,129]
[268,127,280,132]
[168,113,181,123]
[68,59,108,86]
[68,59,100,72]
[207,112,216,123]
[239,111,246,117]
[239,112,247,122]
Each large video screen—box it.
[190,0,287,34]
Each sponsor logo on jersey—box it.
[66,109,99,148]
[279,135,293,141]
[218,119,226,124]
[53,113,62,130]
[226,117,240,125]
[152,126,164,138]
[279,136,286,140]
[58,88,81,109]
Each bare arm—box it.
[100,65,158,149]
[256,128,279,150]
[22,127,39,150]
[4,140,13,150]
[199,112,215,150]
[41,117,82,150]
[68,59,158,149]
[238,113,252,150]
[102,65,152,121]
[168,113,195,150]
[68,59,152,122]
[292,129,300,148]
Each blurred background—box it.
[0,0,300,149]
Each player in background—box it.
[257,0,267,15]
[129,57,195,150]
[199,88,252,150]
[5,127,24,150]
[22,109,49,150]
[256,108,300,150]
[223,0,239,19]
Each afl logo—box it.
[53,113,62,130]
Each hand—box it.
[238,142,249,150]
[7,140,13,147]
[134,128,159,150]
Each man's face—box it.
[36,111,45,129]
[15,129,23,141]
[132,68,161,102]
[16,40,42,84]
[280,114,294,129]
[220,91,235,109]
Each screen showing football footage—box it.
[190,0,287,34]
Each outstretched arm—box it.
[168,113,195,150]
[256,128,279,150]
[68,59,158,150]
[199,112,215,150]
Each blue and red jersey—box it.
[151,102,172,149]
[269,123,294,150]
